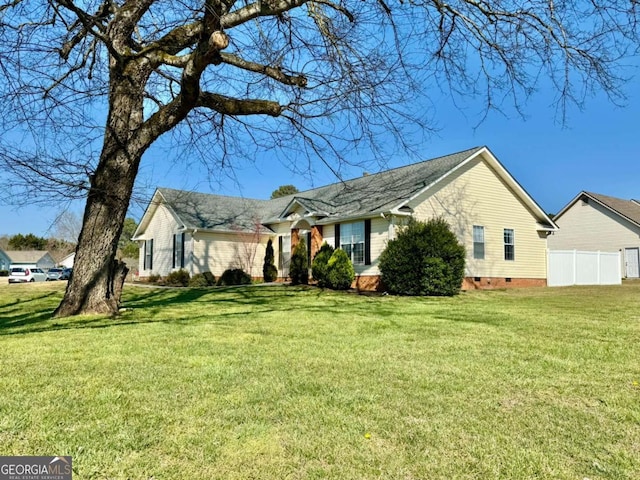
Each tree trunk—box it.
[53,45,154,317]
[53,148,140,317]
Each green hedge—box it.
[218,268,251,286]
[326,249,355,290]
[189,272,216,287]
[379,217,465,296]
[311,242,335,287]
[289,238,308,285]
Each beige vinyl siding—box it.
[358,217,390,276]
[192,231,270,278]
[322,224,336,248]
[548,200,640,251]
[408,156,548,279]
[137,204,182,276]
[319,218,389,276]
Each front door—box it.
[625,247,640,278]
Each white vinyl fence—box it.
[547,250,621,287]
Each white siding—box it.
[408,157,548,279]
[192,231,270,278]
[548,200,640,251]
[136,204,182,277]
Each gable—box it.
[549,195,640,251]
[407,151,554,233]
[554,192,640,229]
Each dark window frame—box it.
[473,225,485,260]
[173,232,185,269]
[144,239,154,270]
[504,228,515,261]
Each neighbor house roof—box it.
[555,191,640,228]
[135,146,556,237]
[1,250,52,264]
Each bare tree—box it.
[232,217,265,277]
[52,210,83,244]
[0,0,637,316]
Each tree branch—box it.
[222,0,308,28]
[220,53,307,87]
[198,92,283,116]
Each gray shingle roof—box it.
[584,192,640,227]
[158,146,485,232]
[1,250,51,263]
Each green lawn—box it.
[0,281,639,479]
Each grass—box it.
[0,281,639,479]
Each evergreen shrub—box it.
[379,217,465,296]
[289,237,309,285]
[165,269,190,287]
[218,268,251,286]
[263,239,278,282]
[189,272,216,287]
[326,248,355,290]
[311,242,334,287]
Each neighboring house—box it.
[133,146,557,289]
[59,252,75,268]
[548,191,640,279]
[0,250,10,271]
[0,250,56,270]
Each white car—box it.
[8,267,47,283]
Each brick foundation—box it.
[461,276,547,290]
[352,275,546,292]
[279,275,546,291]
[353,275,385,292]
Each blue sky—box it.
[0,79,638,238]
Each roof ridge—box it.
[157,187,270,204]
[158,146,484,203]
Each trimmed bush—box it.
[311,242,335,287]
[326,248,355,290]
[202,271,216,286]
[0,270,8,277]
[165,269,190,287]
[147,273,161,283]
[217,268,251,286]
[289,237,308,285]
[379,217,466,296]
[263,239,278,282]
[189,272,216,287]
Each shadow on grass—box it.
[0,290,63,333]
[0,284,404,337]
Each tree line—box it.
[1,217,140,262]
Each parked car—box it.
[8,267,47,283]
[60,268,73,280]
[46,268,64,281]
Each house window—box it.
[144,239,153,270]
[173,233,184,269]
[473,225,485,260]
[504,229,515,261]
[339,221,365,265]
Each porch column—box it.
[310,225,323,260]
[291,228,300,251]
